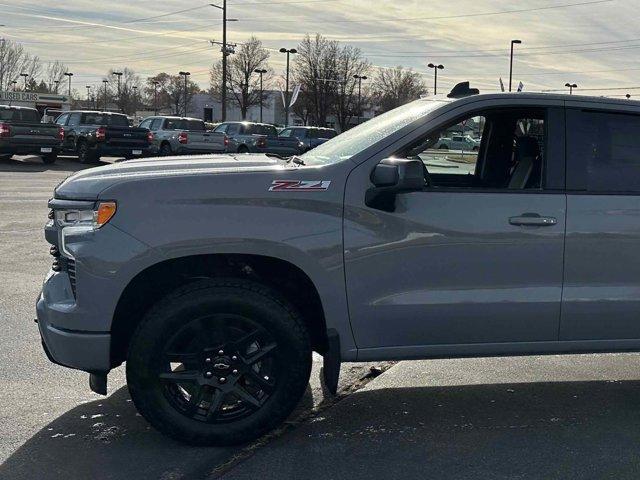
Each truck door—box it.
[560,106,640,340]
[343,107,567,353]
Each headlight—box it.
[55,201,117,229]
[56,201,117,258]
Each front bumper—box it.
[36,287,111,372]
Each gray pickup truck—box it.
[139,116,227,156]
[37,84,640,446]
[0,106,63,163]
[214,121,302,156]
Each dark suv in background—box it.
[214,121,302,156]
[279,126,337,152]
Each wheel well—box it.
[110,254,329,367]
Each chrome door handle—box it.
[509,213,557,226]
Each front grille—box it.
[66,258,77,297]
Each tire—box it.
[77,141,95,164]
[126,278,312,446]
[237,145,249,154]
[42,152,57,164]
[160,143,173,156]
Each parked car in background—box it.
[55,111,153,163]
[279,126,337,152]
[139,116,227,156]
[435,134,480,151]
[0,105,63,164]
[213,121,302,156]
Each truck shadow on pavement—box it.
[1,384,314,480]
[0,155,107,173]
[217,379,640,480]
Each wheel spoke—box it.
[245,368,276,392]
[230,329,262,351]
[231,384,262,409]
[159,370,200,384]
[165,352,199,365]
[243,342,277,365]
[185,387,205,415]
[205,389,226,420]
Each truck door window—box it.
[67,113,82,126]
[567,109,640,193]
[279,129,292,137]
[55,114,69,126]
[401,109,546,190]
[139,119,152,129]
[226,124,240,136]
[150,119,163,130]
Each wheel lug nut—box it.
[232,369,238,374]
[219,377,226,383]
[205,371,213,378]
[218,350,224,355]
[231,356,237,361]
[264,375,270,381]
[205,358,211,363]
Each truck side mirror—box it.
[366,158,425,211]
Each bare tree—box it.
[44,61,68,93]
[106,68,142,114]
[334,45,370,131]
[0,39,41,91]
[371,66,428,113]
[210,36,272,120]
[292,34,340,127]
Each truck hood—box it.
[55,154,287,200]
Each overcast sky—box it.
[1,0,638,97]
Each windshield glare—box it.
[300,99,447,165]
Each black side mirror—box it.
[366,158,425,211]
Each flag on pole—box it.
[499,77,505,92]
[517,81,524,92]
[289,85,301,108]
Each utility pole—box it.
[427,63,444,95]
[279,47,297,126]
[102,79,109,111]
[132,85,138,117]
[210,2,238,122]
[565,82,577,95]
[153,80,160,115]
[179,71,191,116]
[86,85,91,107]
[254,68,267,123]
[64,72,73,97]
[353,74,367,124]
[509,39,521,92]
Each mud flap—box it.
[322,329,341,395]
[90,372,108,395]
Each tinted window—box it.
[226,124,240,136]
[279,128,293,137]
[56,113,69,126]
[68,113,82,126]
[0,108,41,123]
[567,109,640,193]
[245,124,277,136]
[214,124,228,133]
[164,119,205,131]
[81,113,129,126]
[150,119,163,130]
[310,129,336,139]
[139,118,152,129]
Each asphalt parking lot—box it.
[3,155,640,479]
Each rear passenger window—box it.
[567,109,640,193]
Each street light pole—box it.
[86,85,91,107]
[152,81,159,115]
[353,74,368,124]
[427,63,444,95]
[102,79,109,111]
[509,39,521,92]
[64,72,73,97]
[53,80,60,94]
[179,71,191,116]
[113,71,123,112]
[254,68,267,123]
[565,82,577,95]
[279,47,297,126]
[132,85,138,117]
[210,2,238,122]
[20,73,28,91]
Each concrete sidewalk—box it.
[217,353,640,480]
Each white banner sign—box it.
[0,91,69,104]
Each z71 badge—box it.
[269,180,331,192]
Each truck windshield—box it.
[300,99,447,165]
[165,119,205,131]
[0,109,41,123]
[82,113,129,126]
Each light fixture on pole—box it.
[20,73,29,91]
[279,47,297,126]
[179,71,191,117]
[565,82,577,95]
[353,74,368,124]
[427,63,444,95]
[254,68,267,123]
[509,39,521,92]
